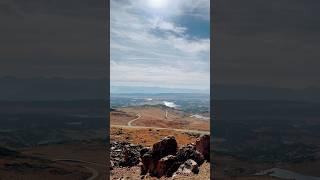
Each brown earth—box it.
[111,106,210,131]
[110,106,210,179]
[110,109,137,126]
[0,155,92,180]
[110,127,202,147]
[20,140,106,180]
[214,150,320,179]
[213,154,288,180]
[110,126,210,179]
[111,162,210,180]
[23,141,106,164]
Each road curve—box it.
[83,166,99,180]
[115,112,209,134]
[54,159,103,180]
[127,113,141,126]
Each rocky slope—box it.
[110,135,210,179]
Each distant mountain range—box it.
[1,76,320,102]
[111,86,209,94]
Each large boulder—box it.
[152,136,177,159]
[165,145,204,176]
[141,136,177,176]
[155,155,177,177]
[140,136,205,178]
[195,134,210,161]
[141,151,156,175]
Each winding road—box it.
[112,113,210,135]
[54,159,104,180]
[127,113,141,126]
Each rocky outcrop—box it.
[140,135,208,178]
[110,141,143,168]
[176,145,204,165]
[195,134,210,161]
[152,136,177,159]
[173,159,199,177]
[155,155,177,177]
[165,145,204,177]
[111,135,210,178]
[141,150,155,175]
[141,136,177,177]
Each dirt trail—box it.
[127,113,141,126]
[113,113,210,135]
[54,159,104,180]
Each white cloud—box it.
[110,0,210,90]
[150,17,187,34]
[110,61,209,89]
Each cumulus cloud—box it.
[150,17,187,35]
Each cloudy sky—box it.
[110,0,210,90]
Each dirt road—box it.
[113,113,209,135]
[127,113,141,126]
[54,159,104,180]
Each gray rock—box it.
[175,159,199,175]
[110,141,143,167]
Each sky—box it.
[2,0,320,91]
[110,0,210,90]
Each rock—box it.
[155,155,177,177]
[152,136,177,159]
[174,159,199,176]
[140,147,151,157]
[122,146,140,167]
[140,136,206,178]
[141,151,155,175]
[117,177,131,180]
[110,160,114,170]
[176,145,204,165]
[140,136,178,177]
[110,141,143,167]
[195,134,210,161]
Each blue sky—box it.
[110,0,210,90]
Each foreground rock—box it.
[141,136,177,177]
[195,135,210,161]
[173,159,199,177]
[176,145,204,165]
[140,136,207,178]
[111,135,210,178]
[152,136,178,158]
[110,141,143,168]
[155,155,177,177]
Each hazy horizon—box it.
[110,85,209,94]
